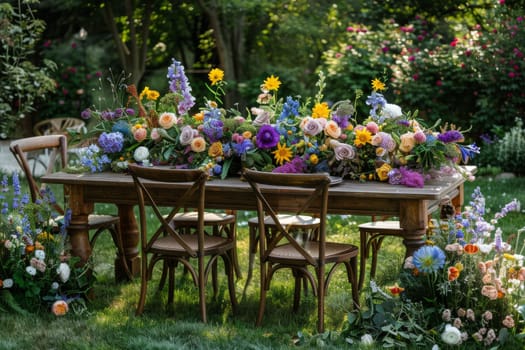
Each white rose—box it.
[381,103,402,118]
[34,249,46,261]
[441,324,462,345]
[57,262,71,283]
[3,278,13,288]
[360,334,374,346]
[133,146,150,162]
[26,266,37,276]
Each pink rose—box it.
[133,127,147,142]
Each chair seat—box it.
[248,214,320,228]
[151,234,235,255]
[269,241,358,264]
[87,214,120,228]
[171,211,236,225]
[358,220,401,233]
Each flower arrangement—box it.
[342,188,524,348]
[75,59,478,187]
[0,173,93,316]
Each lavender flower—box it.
[365,91,387,120]
[233,139,254,157]
[80,108,92,120]
[167,58,195,115]
[203,118,224,143]
[273,156,307,173]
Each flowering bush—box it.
[0,173,93,315]
[75,59,478,187]
[342,187,524,348]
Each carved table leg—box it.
[399,199,428,259]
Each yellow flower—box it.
[208,141,223,158]
[309,154,319,165]
[139,86,159,100]
[503,253,516,261]
[354,128,372,147]
[146,89,160,101]
[208,68,224,85]
[371,78,386,91]
[376,163,392,181]
[312,102,330,118]
[263,75,281,91]
[272,142,292,165]
[193,111,205,122]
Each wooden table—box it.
[42,169,470,281]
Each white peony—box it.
[26,266,37,276]
[3,278,13,288]
[441,324,462,345]
[133,146,150,162]
[34,249,46,261]
[360,334,374,346]
[57,262,71,283]
[381,103,402,118]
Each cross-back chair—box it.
[242,169,359,333]
[9,135,130,279]
[128,164,237,321]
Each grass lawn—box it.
[0,174,524,349]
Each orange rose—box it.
[51,300,69,316]
[208,142,223,158]
[324,120,341,138]
[190,137,206,153]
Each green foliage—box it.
[496,118,525,175]
[0,1,56,138]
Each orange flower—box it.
[51,300,69,316]
[448,266,460,281]
[208,142,223,158]
[25,245,35,254]
[388,284,405,296]
[464,244,479,254]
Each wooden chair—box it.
[9,135,130,279]
[242,169,359,333]
[160,210,241,298]
[244,214,320,296]
[33,117,86,136]
[128,164,237,321]
[357,220,402,291]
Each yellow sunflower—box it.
[263,75,282,91]
[272,142,292,165]
[354,128,372,147]
[371,78,386,92]
[312,102,330,118]
[208,68,224,86]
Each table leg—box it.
[399,199,428,258]
[65,184,92,264]
[114,204,141,281]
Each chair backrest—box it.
[127,164,208,257]
[9,135,68,213]
[242,169,331,266]
[33,117,86,136]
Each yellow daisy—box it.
[272,142,292,165]
[354,128,373,147]
[371,78,386,91]
[146,89,160,101]
[208,68,224,86]
[263,75,281,91]
[312,102,330,118]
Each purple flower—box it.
[256,125,280,149]
[100,110,116,121]
[233,139,254,156]
[125,108,136,116]
[273,156,307,173]
[388,167,425,188]
[365,91,386,119]
[167,58,195,114]
[437,130,464,143]
[203,118,224,142]
[98,132,124,154]
[80,108,92,120]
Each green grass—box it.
[0,174,524,349]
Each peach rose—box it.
[481,285,498,300]
[133,127,147,142]
[399,132,416,153]
[324,120,341,138]
[158,112,177,129]
[190,137,206,153]
[208,142,223,158]
[375,163,392,181]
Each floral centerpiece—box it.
[0,173,93,316]
[341,188,524,348]
[74,58,478,187]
